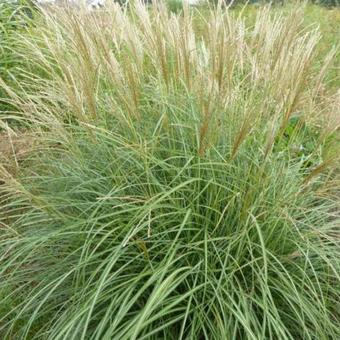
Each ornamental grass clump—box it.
[0,1,339,339]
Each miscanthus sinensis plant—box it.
[0,1,339,339]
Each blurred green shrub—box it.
[0,1,36,115]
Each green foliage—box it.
[0,2,339,339]
[1,122,339,339]
[0,3,17,111]
[315,0,340,6]
[210,0,340,7]
[274,116,321,168]
[167,0,184,13]
[0,1,37,115]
